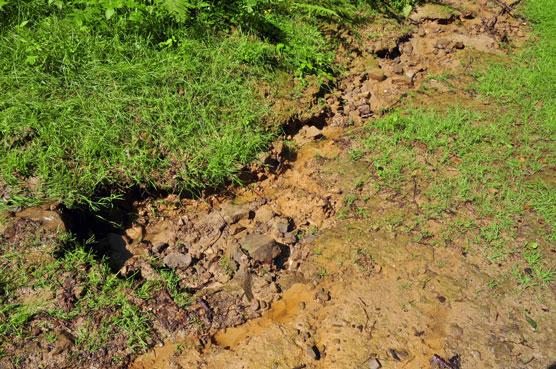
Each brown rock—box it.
[393,64,404,75]
[255,205,274,223]
[241,234,281,263]
[367,67,385,81]
[221,203,251,224]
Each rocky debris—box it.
[393,64,404,75]
[163,252,193,269]
[221,203,251,224]
[241,234,281,263]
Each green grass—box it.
[1,0,417,210]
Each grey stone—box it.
[358,104,371,115]
[163,252,192,269]
[241,234,281,263]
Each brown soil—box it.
[3,1,555,368]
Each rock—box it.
[124,226,142,241]
[250,299,260,311]
[453,41,465,49]
[349,111,362,124]
[304,125,324,140]
[391,75,413,86]
[418,28,426,37]
[275,218,290,233]
[163,252,192,269]
[307,345,320,360]
[241,234,281,263]
[299,302,306,310]
[367,67,385,81]
[368,358,382,369]
[358,104,371,115]
[221,203,251,224]
[16,207,66,232]
[228,223,246,236]
[283,231,298,244]
[255,205,274,223]
[435,38,450,49]
[393,64,404,75]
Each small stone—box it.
[275,218,290,233]
[298,301,306,310]
[228,223,246,236]
[241,234,281,263]
[367,67,385,81]
[251,299,260,311]
[255,205,274,223]
[304,126,324,140]
[391,75,413,86]
[435,38,450,49]
[418,28,426,37]
[437,295,446,303]
[163,252,193,269]
[283,232,298,245]
[358,104,371,115]
[453,41,465,49]
[368,358,382,369]
[307,345,320,360]
[221,203,251,225]
[393,64,404,75]
[470,350,482,360]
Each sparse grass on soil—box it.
[352,0,555,291]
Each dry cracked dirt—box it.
[1,1,555,368]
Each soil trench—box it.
[5,1,555,368]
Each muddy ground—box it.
[2,1,555,368]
